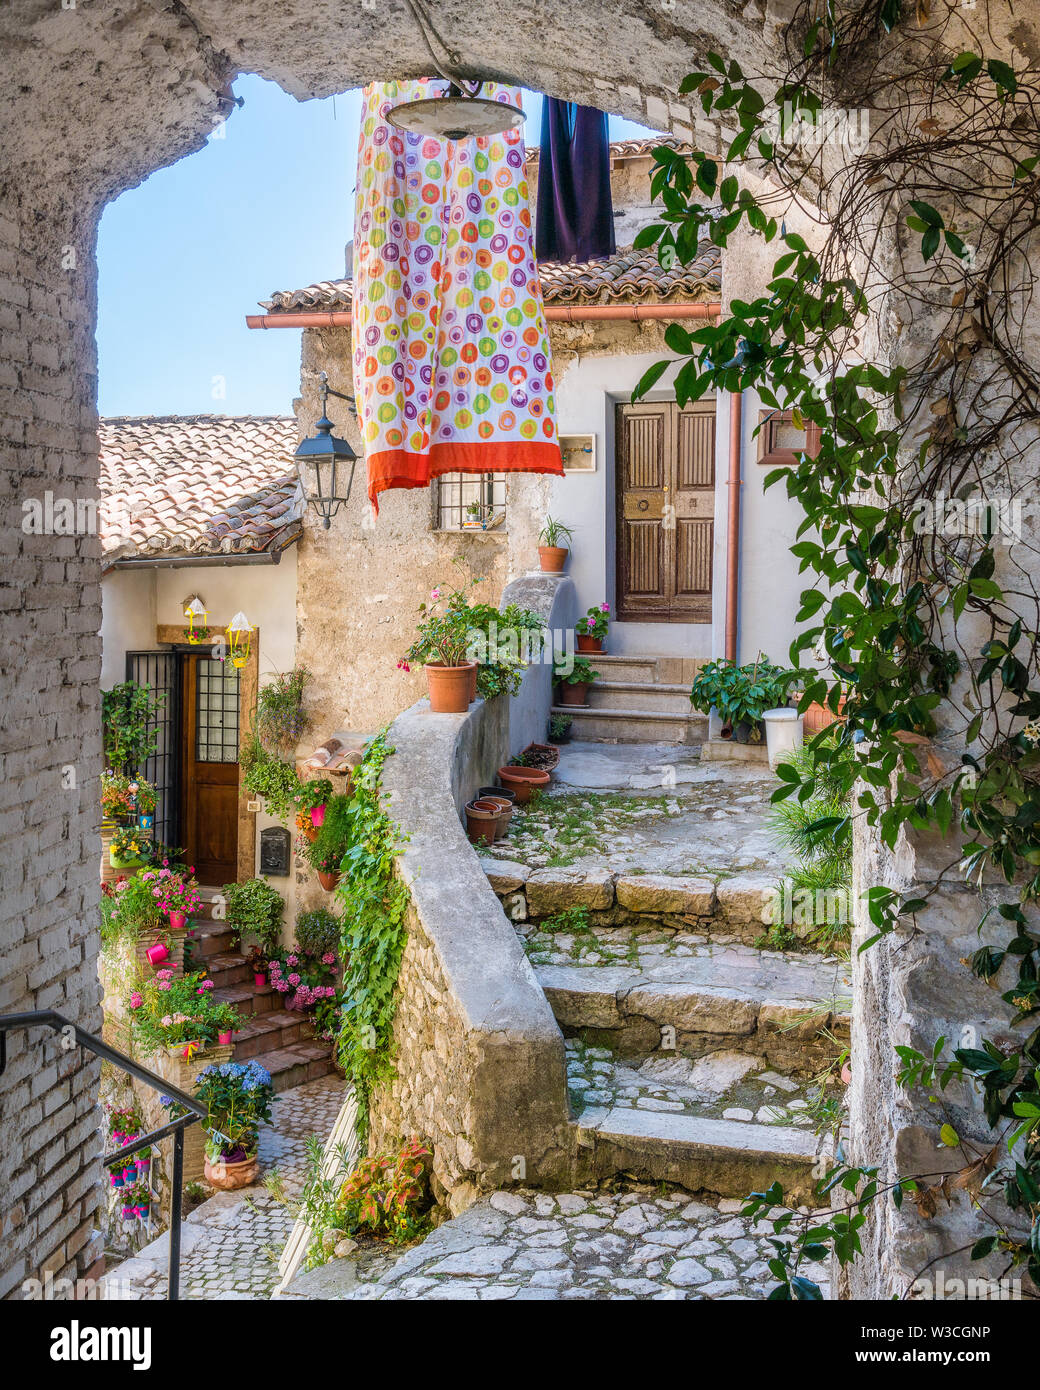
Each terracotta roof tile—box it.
[261,242,720,315]
[98,415,303,565]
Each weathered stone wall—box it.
[369,694,570,1212]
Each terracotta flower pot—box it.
[497,765,551,804]
[558,682,591,706]
[538,545,569,573]
[576,635,604,653]
[479,794,513,838]
[317,870,342,891]
[302,824,319,842]
[465,799,500,846]
[425,661,475,714]
[204,1154,259,1191]
[467,662,478,703]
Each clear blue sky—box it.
[96,77,659,418]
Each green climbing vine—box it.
[335,730,410,1146]
[636,1,1040,1297]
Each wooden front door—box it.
[181,654,241,884]
[615,399,716,622]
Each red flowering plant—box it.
[334,1137,432,1244]
[140,863,201,920]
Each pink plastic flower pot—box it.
[168,910,187,931]
[217,1030,233,1045]
[310,803,326,828]
[254,972,267,989]
[145,941,169,966]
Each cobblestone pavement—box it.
[341,1185,826,1301]
[489,746,781,879]
[566,1039,838,1130]
[102,1076,346,1300]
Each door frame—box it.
[156,623,259,885]
[613,395,717,624]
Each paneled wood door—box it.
[180,654,240,884]
[616,399,716,622]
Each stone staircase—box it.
[553,654,707,744]
[485,864,851,1205]
[187,888,336,1094]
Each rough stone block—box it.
[616,874,715,916]
[527,868,614,915]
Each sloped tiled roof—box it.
[98,415,303,565]
[260,242,720,315]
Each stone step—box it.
[587,680,695,715]
[205,951,250,990]
[232,1008,315,1061]
[569,1043,833,1204]
[261,1042,337,1094]
[590,655,705,686]
[551,705,707,745]
[536,944,850,1073]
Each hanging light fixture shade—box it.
[225,612,253,670]
[183,597,208,644]
[388,82,525,141]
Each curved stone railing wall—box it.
[370,667,571,1215]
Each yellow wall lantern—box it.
[226,611,253,669]
[183,596,208,644]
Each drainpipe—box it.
[725,390,743,664]
[245,302,723,330]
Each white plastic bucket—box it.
[763,707,803,769]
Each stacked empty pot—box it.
[464,786,517,846]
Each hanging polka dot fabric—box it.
[353,80,564,511]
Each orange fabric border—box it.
[367,441,564,509]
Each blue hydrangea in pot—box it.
[164,1060,275,1191]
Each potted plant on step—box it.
[549,713,573,745]
[211,999,242,1047]
[689,654,800,743]
[109,825,149,870]
[223,876,284,961]
[135,780,157,831]
[128,969,224,1058]
[538,517,574,573]
[555,654,599,707]
[576,602,609,653]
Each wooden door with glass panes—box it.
[180,654,240,884]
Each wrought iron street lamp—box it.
[294,371,359,530]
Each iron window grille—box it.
[435,472,507,531]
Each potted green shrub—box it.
[689,655,799,743]
[135,779,157,830]
[549,713,573,744]
[554,654,599,707]
[223,876,284,957]
[255,666,311,758]
[538,517,574,573]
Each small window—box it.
[195,658,240,764]
[756,409,821,467]
[435,473,507,531]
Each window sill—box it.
[433,528,509,540]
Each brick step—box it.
[586,680,695,715]
[536,944,850,1074]
[231,1008,315,1060]
[214,983,280,1018]
[551,705,707,745]
[568,1042,833,1204]
[192,920,236,959]
[191,886,228,922]
[204,951,250,991]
